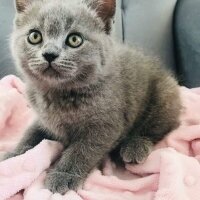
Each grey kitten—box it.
[5,0,181,194]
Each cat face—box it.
[12,0,115,88]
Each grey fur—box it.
[5,0,181,194]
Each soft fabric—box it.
[0,75,34,158]
[1,75,200,200]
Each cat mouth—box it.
[42,64,60,76]
[41,63,76,78]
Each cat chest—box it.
[35,97,94,133]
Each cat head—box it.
[11,0,116,89]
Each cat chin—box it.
[25,63,77,84]
[31,63,76,77]
[30,75,74,90]
[22,68,74,89]
[23,63,97,90]
[29,73,98,91]
[38,73,74,85]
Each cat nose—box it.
[42,53,59,63]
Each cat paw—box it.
[45,170,81,194]
[120,137,153,164]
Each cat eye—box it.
[66,33,84,48]
[28,30,43,45]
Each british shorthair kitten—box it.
[5,0,181,194]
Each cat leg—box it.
[120,74,181,164]
[3,121,52,160]
[45,123,122,194]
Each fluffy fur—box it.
[5,0,181,194]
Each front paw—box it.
[45,170,81,194]
[120,137,153,164]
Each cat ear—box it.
[15,0,40,13]
[15,0,28,12]
[85,0,116,34]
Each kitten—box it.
[4,0,181,194]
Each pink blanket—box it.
[1,75,200,200]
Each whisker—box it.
[27,52,38,57]
[59,61,76,66]
[29,62,44,66]
[63,58,76,62]
[57,64,75,69]
[30,58,42,62]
